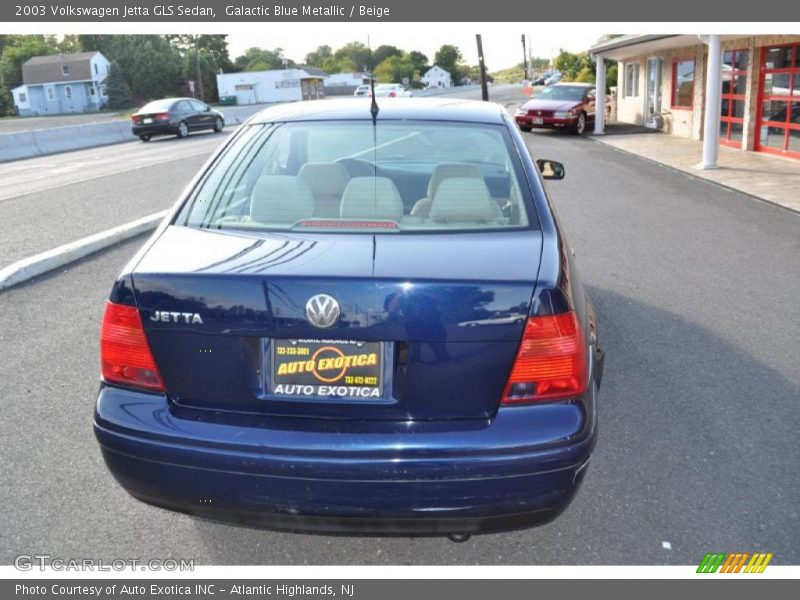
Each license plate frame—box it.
[268,338,385,401]
[143,118,153,124]
[532,117,544,125]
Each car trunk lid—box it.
[131,225,542,421]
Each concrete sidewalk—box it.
[592,129,800,213]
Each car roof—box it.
[248,97,508,124]
[142,97,193,105]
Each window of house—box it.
[65,85,72,100]
[19,92,27,102]
[94,63,98,75]
[61,65,70,76]
[671,59,695,109]
[88,85,95,97]
[47,87,55,101]
[625,63,639,97]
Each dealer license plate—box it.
[270,339,383,400]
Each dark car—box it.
[515,82,608,135]
[131,97,225,142]
[95,98,603,538]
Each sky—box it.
[225,24,604,71]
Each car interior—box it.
[188,122,532,231]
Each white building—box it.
[216,67,326,105]
[325,72,373,88]
[421,65,453,89]
[323,71,375,96]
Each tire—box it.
[213,117,224,133]
[176,121,189,139]
[574,112,587,135]
[519,125,532,132]
[139,135,151,142]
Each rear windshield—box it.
[139,99,175,113]
[177,120,535,233]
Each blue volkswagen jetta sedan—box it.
[94,97,604,537]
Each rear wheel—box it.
[213,117,224,133]
[574,112,587,135]
[177,121,189,139]
[139,135,151,142]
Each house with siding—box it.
[12,51,111,117]
[421,65,453,89]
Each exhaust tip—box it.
[447,532,472,543]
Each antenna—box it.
[368,36,379,122]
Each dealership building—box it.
[590,35,800,162]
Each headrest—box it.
[297,162,350,198]
[427,163,484,198]
[428,177,497,223]
[340,177,404,220]
[250,175,315,224]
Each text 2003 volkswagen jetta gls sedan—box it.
[94,98,604,537]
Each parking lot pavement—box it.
[0,88,798,565]
[0,131,229,267]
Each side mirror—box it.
[536,159,565,180]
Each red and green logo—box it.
[697,552,773,573]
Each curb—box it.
[0,210,168,291]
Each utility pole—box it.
[529,31,534,78]
[521,35,528,81]
[476,34,489,101]
[194,35,205,101]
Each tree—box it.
[234,47,294,72]
[168,35,233,102]
[553,48,617,91]
[408,51,429,74]
[304,45,332,68]
[433,44,463,85]
[332,42,371,73]
[80,35,183,102]
[57,35,83,53]
[373,45,402,66]
[0,35,59,91]
[373,54,415,83]
[105,61,132,109]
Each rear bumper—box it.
[131,123,177,136]
[94,385,596,534]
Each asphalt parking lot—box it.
[0,85,798,565]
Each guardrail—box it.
[0,121,136,162]
[0,104,271,163]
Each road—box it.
[0,84,798,565]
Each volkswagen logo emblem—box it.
[305,294,341,329]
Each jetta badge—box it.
[305,294,340,329]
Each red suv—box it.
[515,83,607,135]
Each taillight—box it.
[501,311,588,404]
[155,113,170,121]
[100,301,164,393]
[131,115,141,124]
[388,91,396,97]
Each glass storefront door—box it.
[757,43,800,158]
